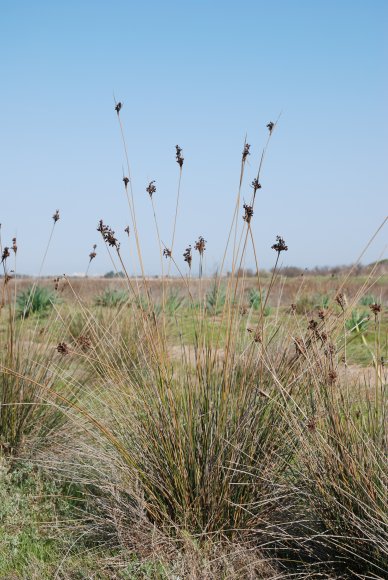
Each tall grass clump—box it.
[1,104,386,578]
[59,107,386,575]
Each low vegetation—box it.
[0,112,386,578]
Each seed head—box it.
[163,248,172,259]
[251,178,261,194]
[53,277,60,291]
[77,335,91,352]
[290,303,297,313]
[247,327,261,343]
[115,102,122,114]
[324,343,336,357]
[97,220,120,249]
[183,245,192,268]
[267,121,275,134]
[271,235,288,254]
[194,236,206,257]
[242,143,250,161]
[320,331,328,343]
[176,145,184,168]
[123,176,130,189]
[4,273,13,284]
[57,342,69,355]
[1,247,10,264]
[146,180,156,198]
[335,292,345,310]
[328,370,338,385]
[243,203,254,224]
[308,319,318,331]
[318,309,326,320]
[89,244,97,262]
[52,210,60,223]
[124,226,130,236]
[369,303,381,317]
[12,238,17,254]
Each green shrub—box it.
[164,290,186,315]
[16,285,59,318]
[206,282,226,315]
[346,309,370,333]
[359,293,377,306]
[94,288,129,307]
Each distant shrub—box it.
[346,309,370,333]
[165,290,186,315]
[248,290,271,316]
[103,270,125,279]
[94,289,129,307]
[248,288,262,310]
[206,283,226,315]
[16,285,59,318]
[359,294,377,306]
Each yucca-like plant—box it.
[16,285,59,318]
[164,290,186,315]
[206,282,226,315]
[94,288,129,308]
[345,308,370,333]
[359,293,378,306]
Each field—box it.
[1,126,387,579]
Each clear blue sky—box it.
[1,0,387,276]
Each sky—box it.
[0,0,387,276]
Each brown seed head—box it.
[369,303,381,317]
[163,248,172,259]
[328,370,338,385]
[267,121,275,134]
[308,319,318,331]
[123,176,130,188]
[77,335,91,352]
[290,303,297,313]
[243,203,254,224]
[176,145,184,168]
[183,245,192,268]
[1,247,10,264]
[53,277,60,291]
[318,309,326,320]
[146,180,156,198]
[52,210,60,223]
[242,143,250,161]
[97,220,120,249]
[194,236,206,257]
[12,237,17,254]
[324,343,336,357]
[320,331,328,343]
[115,102,122,114]
[247,327,261,343]
[57,342,69,355]
[89,244,97,262]
[335,292,345,310]
[271,235,288,254]
[251,178,261,194]
[124,226,130,236]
